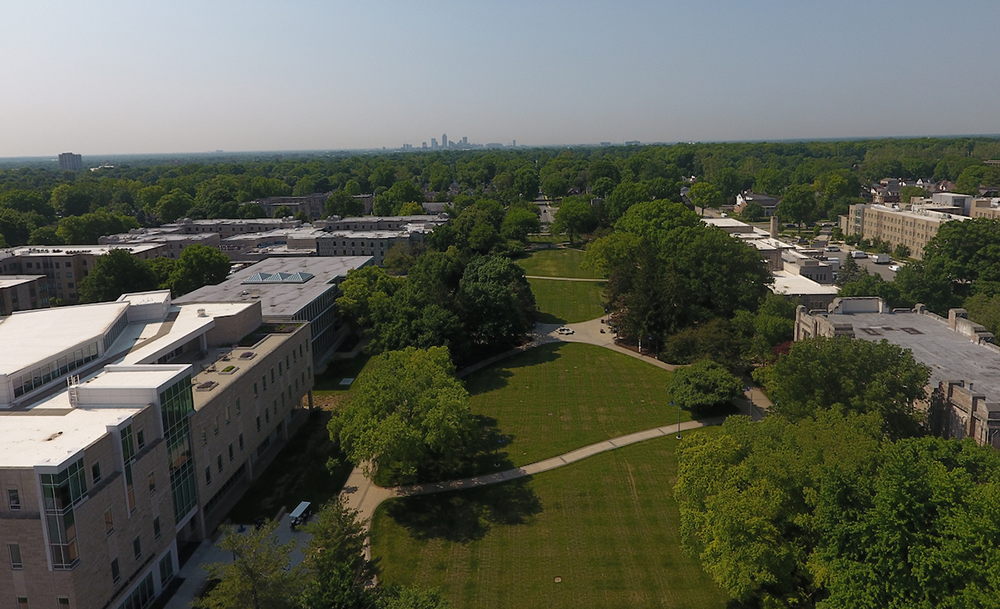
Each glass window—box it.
[9,543,22,569]
[105,509,114,535]
[16,598,27,609]
[153,517,161,541]
[111,558,121,584]
[136,429,145,451]
[205,467,211,486]
[133,536,142,561]
[7,488,20,510]
[228,444,234,461]
[256,416,261,432]
[92,462,102,485]
[239,434,244,450]
[148,472,156,494]
[57,599,69,609]
[217,455,223,473]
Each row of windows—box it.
[8,597,70,609]
[12,342,99,397]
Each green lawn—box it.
[529,278,605,324]
[528,235,570,244]
[313,353,372,391]
[465,342,692,468]
[517,248,599,279]
[372,432,730,609]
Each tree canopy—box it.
[78,248,159,303]
[328,346,478,483]
[753,336,930,439]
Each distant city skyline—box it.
[2,0,999,157]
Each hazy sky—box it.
[2,0,999,157]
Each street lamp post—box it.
[745,385,754,420]
[673,400,681,439]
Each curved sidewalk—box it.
[341,416,723,524]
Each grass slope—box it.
[465,342,691,468]
[372,433,730,609]
[529,278,605,324]
[517,248,599,279]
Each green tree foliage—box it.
[710,167,747,202]
[167,244,231,296]
[299,497,378,609]
[325,191,365,218]
[50,183,94,217]
[374,181,424,216]
[155,188,195,222]
[754,167,786,195]
[500,207,540,243]
[659,319,741,369]
[377,587,452,609]
[551,196,596,244]
[0,189,55,220]
[753,336,930,438]
[343,179,363,196]
[329,346,477,483]
[457,255,535,348]
[194,520,302,609]
[56,210,139,245]
[922,217,1000,298]
[837,272,904,308]
[237,203,267,219]
[777,184,817,228]
[678,414,1000,608]
[0,208,32,246]
[603,181,649,224]
[964,292,1000,335]
[513,166,540,201]
[730,292,797,364]
[399,201,426,216]
[586,200,770,341]
[588,158,621,185]
[28,226,63,245]
[590,176,616,199]
[78,249,159,303]
[687,182,723,215]
[898,184,928,204]
[272,205,294,218]
[667,359,742,414]
[738,200,765,222]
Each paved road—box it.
[525,275,605,282]
[824,246,901,281]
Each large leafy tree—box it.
[457,255,535,348]
[194,520,302,609]
[922,217,1000,298]
[551,196,596,244]
[168,244,231,296]
[78,249,159,303]
[329,346,477,483]
[777,184,817,229]
[667,358,742,414]
[299,497,378,609]
[687,182,723,216]
[500,207,541,243]
[753,336,930,439]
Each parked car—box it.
[557,327,574,335]
[873,254,891,264]
[888,264,901,272]
[825,245,840,252]
[851,250,868,259]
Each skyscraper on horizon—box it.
[441,133,448,148]
[58,152,83,171]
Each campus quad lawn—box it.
[464,342,692,468]
[528,278,605,324]
[517,248,599,279]
[372,432,730,609]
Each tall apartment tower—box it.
[430,138,438,149]
[58,153,83,171]
[441,134,448,148]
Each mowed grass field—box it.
[517,248,599,279]
[371,432,730,609]
[529,278,605,324]
[464,342,692,468]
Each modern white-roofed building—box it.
[0,290,314,609]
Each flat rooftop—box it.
[771,271,839,297]
[825,310,1000,401]
[0,402,142,468]
[7,244,163,257]
[175,256,371,317]
[0,275,44,289]
[0,302,129,375]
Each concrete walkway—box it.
[525,275,606,282]
[340,416,723,544]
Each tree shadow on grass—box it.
[535,311,568,325]
[463,342,564,396]
[689,401,742,421]
[384,477,542,543]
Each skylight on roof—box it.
[241,272,314,284]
